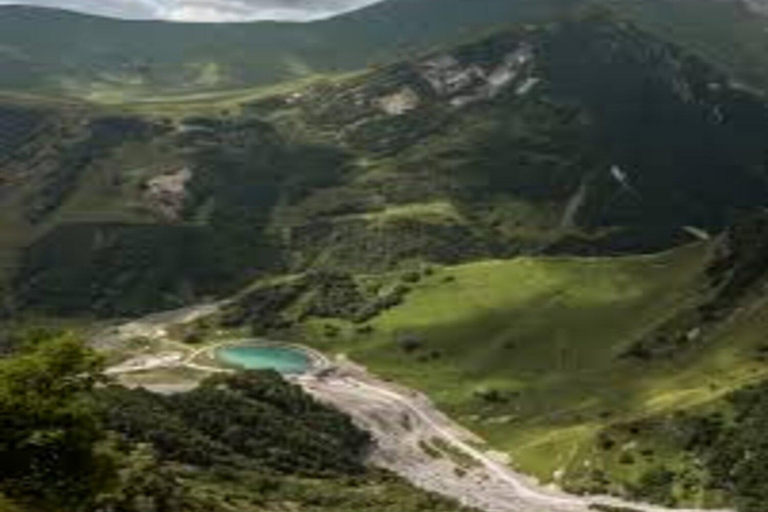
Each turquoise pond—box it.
[215,345,311,374]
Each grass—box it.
[60,231,768,506]
[358,201,466,226]
[419,440,444,460]
[51,139,183,225]
[0,70,359,120]
[295,241,768,482]
[431,438,481,469]
[107,71,363,118]
[116,367,211,389]
[0,495,31,512]
[0,220,30,277]
[563,292,768,504]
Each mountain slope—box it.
[0,0,574,98]
[0,335,472,512]
[281,214,768,509]
[612,0,768,92]
[4,16,768,317]
[5,7,768,512]
[4,0,768,101]
[270,16,768,254]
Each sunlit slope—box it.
[300,243,740,475]
[561,283,768,507]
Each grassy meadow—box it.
[295,242,768,486]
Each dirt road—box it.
[300,360,732,512]
[91,301,224,350]
[98,304,731,512]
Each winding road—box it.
[100,309,732,512]
[300,360,731,512]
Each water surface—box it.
[216,345,311,375]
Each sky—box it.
[0,0,388,21]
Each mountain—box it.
[3,0,768,101]
[5,5,768,512]
[0,0,663,98]
[612,0,768,93]
[0,0,574,98]
[0,335,471,512]
[5,14,768,317]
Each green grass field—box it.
[296,242,768,484]
[103,71,363,118]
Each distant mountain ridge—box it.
[5,0,768,101]
[0,0,574,97]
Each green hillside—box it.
[0,334,473,512]
[5,4,768,512]
[0,0,574,99]
[4,0,768,101]
[243,211,768,509]
[291,245,721,483]
[229,226,764,508]
[4,15,768,318]
[0,0,768,103]
[161,207,768,510]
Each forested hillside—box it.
[4,15,768,317]
[0,334,471,512]
[5,4,768,512]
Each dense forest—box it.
[0,333,471,512]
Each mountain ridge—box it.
[4,15,768,317]
[4,6,768,512]
[0,0,574,96]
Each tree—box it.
[93,444,184,512]
[0,334,107,505]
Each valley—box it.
[4,2,768,512]
[98,316,727,512]
[95,234,768,510]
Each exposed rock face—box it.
[490,45,535,91]
[377,87,421,115]
[515,76,540,95]
[417,44,536,108]
[294,35,539,139]
[419,55,487,97]
[144,167,193,221]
